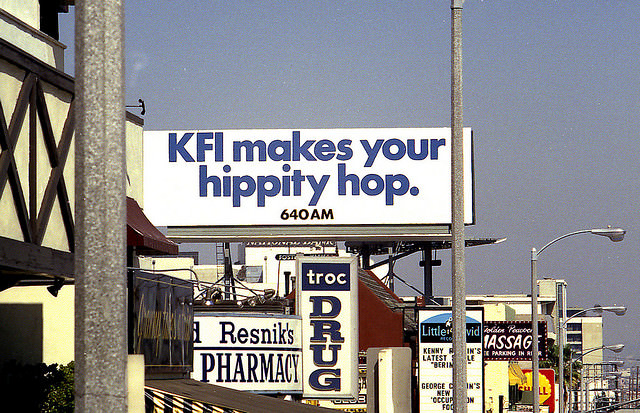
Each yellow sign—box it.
[520,371,553,404]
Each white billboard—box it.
[296,255,359,399]
[418,309,484,413]
[143,128,474,233]
[193,313,303,393]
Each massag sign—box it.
[143,128,474,232]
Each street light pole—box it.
[558,306,626,413]
[580,361,624,411]
[576,345,624,413]
[451,1,466,413]
[531,249,540,413]
[530,228,625,413]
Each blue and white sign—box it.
[418,309,484,413]
[193,313,303,393]
[143,128,474,232]
[296,255,359,399]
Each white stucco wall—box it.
[126,117,144,203]
[0,285,74,365]
[0,1,66,70]
[0,0,40,28]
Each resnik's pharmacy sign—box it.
[193,313,303,393]
[296,255,359,399]
[143,128,474,233]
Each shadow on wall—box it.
[0,303,43,364]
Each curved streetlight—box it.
[579,370,624,410]
[572,344,624,413]
[531,228,625,413]
[559,306,627,413]
[569,345,624,411]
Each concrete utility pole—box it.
[450,1,467,413]
[75,0,128,411]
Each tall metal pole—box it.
[559,313,565,413]
[581,361,587,412]
[75,0,127,411]
[569,357,574,413]
[529,229,624,413]
[559,307,627,413]
[531,249,540,413]
[451,1,467,412]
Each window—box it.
[566,322,582,332]
[567,333,582,343]
[242,266,263,283]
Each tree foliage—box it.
[0,360,74,412]
[540,339,582,389]
[41,362,74,413]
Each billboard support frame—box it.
[166,225,454,243]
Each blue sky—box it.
[60,1,640,360]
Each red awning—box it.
[127,197,178,256]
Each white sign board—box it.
[193,313,303,393]
[296,255,359,399]
[418,309,484,413]
[317,364,367,411]
[143,128,474,232]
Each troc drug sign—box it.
[143,128,474,236]
[296,255,359,399]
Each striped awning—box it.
[145,379,337,413]
[146,387,242,413]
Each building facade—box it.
[0,0,152,367]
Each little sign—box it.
[418,309,484,413]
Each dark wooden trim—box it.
[0,73,33,194]
[0,70,76,251]
[58,104,75,251]
[0,73,35,243]
[36,99,75,249]
[0,33,77,255]
[29,75,37,240]
[35,79,59,166]
[57,178,74,251]
[0,235,73,279]
[126,111,144,126]
[0,37,74,93]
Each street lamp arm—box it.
[575,344,624,413]
[574,347,603,361]
[537,230,592,255]
[536,227,626,256]
[561,306,627,328]
[572,344,625,362]
[562,307,596,326]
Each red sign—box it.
[520,369,555,413]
